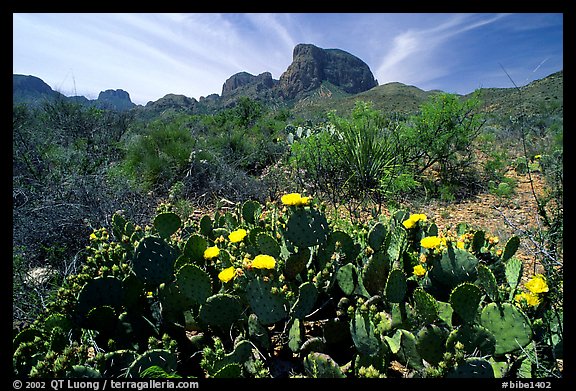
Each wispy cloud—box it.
[375,13,510,88]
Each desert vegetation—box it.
[12,81,562,379]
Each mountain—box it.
[13,74,136,112]
[279,43,378,100]
[471,70,563,118]
[13,74,65,105]
[13,43,563,121]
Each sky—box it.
[13,13,564,106]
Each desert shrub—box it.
[401,91,485,198]
[290,101,417,217]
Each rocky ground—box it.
[418,170,559,282]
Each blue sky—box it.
[13,13,563,106]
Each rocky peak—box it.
[279,43,378,100]
[221,71,276,97]
[97,89,131,101]
[95,89,135,111]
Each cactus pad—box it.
[502,236,520,262]
[176,264,213,306]
[132,237,177,287]
[362,250,390,296]
[153,212,181,239]
[304,352,346,378]
[256,233,281,258]
[127,349,177,378]
[480,302,532,356]
[446,324,496,357]
[446,357,494,378]
[76,276,124,318]
[385,268,407,303]
[199,294,244,332]
[246,277,288,325]
[449,282,482,324]
[368,222,388,252]
[242,200,262,225]
[413,288,439,324]
[285,208,329,248]
[416,324,449,366]
[476,264,499,302]
[291,282,318,319]
[284,248,310,279]
[183,234,208,263]
[429,247,478,290]
[350,309,380,356]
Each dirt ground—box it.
[416,170,559,282]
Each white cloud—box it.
[375,13,510,88]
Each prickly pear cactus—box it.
[242,200,262,225]
[199,215,212,238]
[416,324,449,366]
[413,288,439,324]
[303,352,346,378]
[429,247,478,290]
[291,282,318,319]
[183,234,208,263]
[476,264,499,302]
[362,250,390,296]
[176,264,213,306]
[337,263,358,296]
[284,208,329,248]
[126,349,177,378]
[246,277,288,325]
[368,222,388,252]
[449,282,482,324]
[256,233,281,258]
[480,303,532,356]
[505,257,523,293]
[199,294,244,333]
[76,276,124,318]
[350,309,380,356]
[100,350,138,378]
[385,268,407,303]
[502,236,520,262]
[446,357,494,378]
[284,248,310,280]
[132,237,177,287]
[153,212,181,239]
[330,230,359,262]
[446,324,496,357]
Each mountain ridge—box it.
[13,42,563,119]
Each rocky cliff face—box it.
[279,44,378,100]
[221,72,276,97]
[96,89,135,111]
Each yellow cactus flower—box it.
[421,236,442,249]
[413,264,426,277]
[402,213,427,229]
[515,292,541,307]
[281,193,310,206]
[203,246,220,259]
[456,240,465,249]
[218,266,236,283]
[89,232,98,241]
[525,274,549,294]
[252,254,276,269]
[229,228,248,243]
